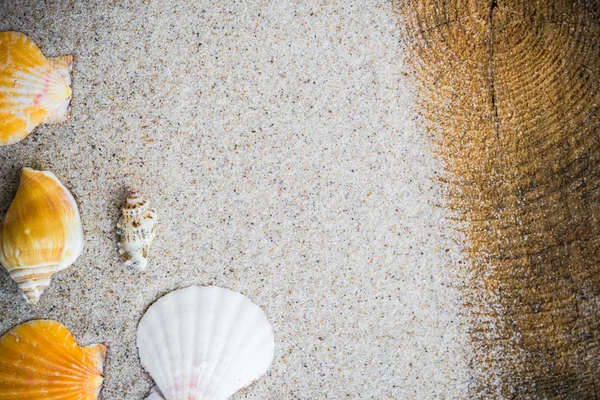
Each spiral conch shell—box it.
[0,320,106,399]
[117,190,158,270]
[0,168,84,304]
[0,31,73,146]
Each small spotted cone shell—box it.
[117,190,158,270]
[0,168,84,304]
[0,320,106,399]
[0,32,73,145]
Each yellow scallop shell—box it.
[0,31,72,146]
[0,168,84,304]
[0,320,106,399]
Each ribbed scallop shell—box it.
[137,286,275,400]
[44,54,73,124]
[0,320,106,399]
[0,168,84,304]
[117,190,158,270]
[0,31,73,145]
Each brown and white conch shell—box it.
[0,168,84,304]
[0,31,73,145]
[117,190,157,270]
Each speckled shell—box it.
[0,32,73,146]
[0,320,106,399]
[117,190,157,270]
[0,168,84,304]
[137,286,275,400]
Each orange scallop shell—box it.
[0,320,106,399]
[0,31,72,145]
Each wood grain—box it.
[393,1,600,397]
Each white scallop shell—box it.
[136,286,275,400]
[146,387,165,400]
[117,190,157,270]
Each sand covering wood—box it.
[394,1,600,397]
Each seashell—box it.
[117,189,158,270]
[44,54,74,124]
[146,387,166,400]
[0,168,84,304]
[0,31,73,146]
[137,286,275,400]
[0,319,106,399]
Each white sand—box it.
[0,0,473,398]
